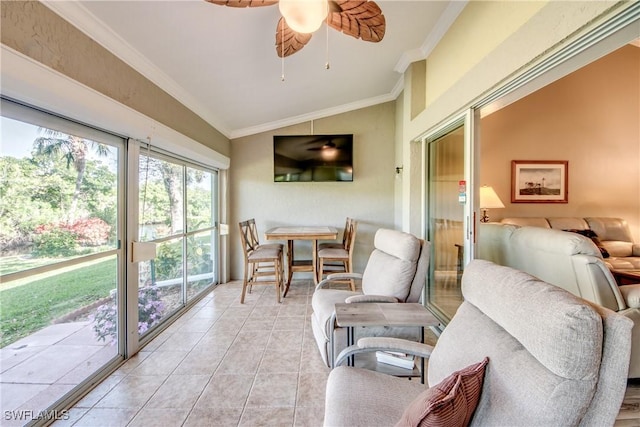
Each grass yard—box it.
[0,257,117,348]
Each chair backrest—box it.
[428,259,632,426]
[238,219,260,254]
[344,219,357,254]
[361,229,428,302]
[478,223,626,312]
[340,217,352,247]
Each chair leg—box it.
[275,256,282,304]
[346,260,355,292]
[241,261,250,304]
[318,258,324,283]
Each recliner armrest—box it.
[345,295,398,304]
[334,336,434,367]
[632,244,640,257]
[620,284,640,309]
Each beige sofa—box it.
[477,222,640,378]
[500,217,640,269]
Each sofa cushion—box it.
[548,217,589,230]
[602,241,634,258]
[586,217,634,242]
[396,358,488,427]
[501,217,550,228]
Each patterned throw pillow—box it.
[395,357,489,427]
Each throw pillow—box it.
[395,357,489,427]
[564,229,610,258]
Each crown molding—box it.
[1,45,230,168]
[38,1,447,140]
[41,1,231,138]
[394,0,468,73]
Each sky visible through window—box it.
[1,116,117,172]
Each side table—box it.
[334,302,439,383]
[611,269,640,286]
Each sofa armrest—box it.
[633,244,640,257]
[620,284,640,309]
[334,337,434,367]
[315,272,363,290]
[345,295,399,304]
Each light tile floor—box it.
[56,280,330,427]
[22,278,640,426]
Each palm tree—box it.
[34,129,109,224]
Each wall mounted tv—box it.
[274,134,353,182]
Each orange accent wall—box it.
[480,44,640,240]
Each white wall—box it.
[229,102,396,280]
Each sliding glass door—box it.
[136,151,218,340]
[423,114,474,323]
[0,100,124,421]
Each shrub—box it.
[92,286,165,343]
[33,228,77,257]
[69,218,111,246]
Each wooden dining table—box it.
[264,226,338,296]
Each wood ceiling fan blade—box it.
[205,0,278,7]
[275,17,313,57]
[328,0,385,43]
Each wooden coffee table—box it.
[612,269,640,286]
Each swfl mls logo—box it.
[4,410,70,421]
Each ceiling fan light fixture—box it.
[278,0,328,34]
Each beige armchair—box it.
[310,228,430,367]
[323,260,632,426]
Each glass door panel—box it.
[426,125,466,322]
[186,167,217,301]
[187,230,215,299]
[0,110,123,420]
[136,153,219,338]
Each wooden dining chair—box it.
[319,217,352,251]
[238,219,284,303]
[317,219,357,290]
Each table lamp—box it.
[480,185,505,223]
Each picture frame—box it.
[511,160,568,203]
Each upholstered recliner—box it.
[310,228,430,367]
[324,260,632,426]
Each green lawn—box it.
[0,257,117,348]
[0,255,61,276]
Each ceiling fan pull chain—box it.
[281,19,286,82]
[325,14,330,70]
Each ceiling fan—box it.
[307,140,341,151]
[205,0,386,58]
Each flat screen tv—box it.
[274,134,353,182]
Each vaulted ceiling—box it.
[46,1,465,138]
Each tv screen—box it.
[274,134,353,182]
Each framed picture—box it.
[511,160,568,203]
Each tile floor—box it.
[54,280,330,427]
[16,278,640,426]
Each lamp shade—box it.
[480,186,505,209]
[279,0,328,34]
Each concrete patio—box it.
[1,321,117,426]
